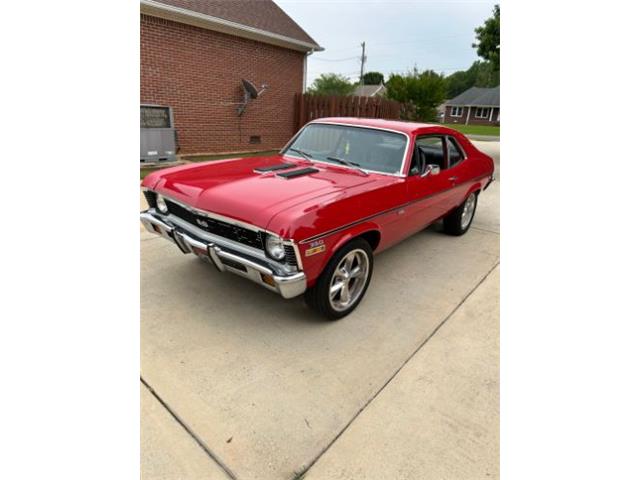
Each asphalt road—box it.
[140,140,500,480]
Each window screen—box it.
[141,106,171,128]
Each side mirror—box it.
[421,164,440,177]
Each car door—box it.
[441,135,472,210]
[403,136,455,233]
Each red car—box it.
[140,118,494,319]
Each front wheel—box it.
[304,238,374,320]
[443,191,478,236]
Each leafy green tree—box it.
[473,4,500,71]
[470,60,499,87]
[443,69,473,99]
[307,73,355,96]
[362,71,384,85]
[386,69,446,121]
[444,61,499,98]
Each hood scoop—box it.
[277,167,319,179]
[254,163,294,173]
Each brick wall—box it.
[444,106,500,126]
[141,14,305,155]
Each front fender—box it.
[299,221,381,287]
[327,222,380,257]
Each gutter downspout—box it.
[303,49,315,93]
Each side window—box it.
[411,136,445,176]
[446,137,465,168]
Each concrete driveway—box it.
[140,141,500,480]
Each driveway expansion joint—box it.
[140,377,239,480]
[470,225,500,235]
[295,260,500,479]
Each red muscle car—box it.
[140,118,494,319]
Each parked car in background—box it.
[140,118,495,319]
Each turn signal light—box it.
[261,273,276,287]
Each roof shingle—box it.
[148,0,321,49]
[446,86,499,107]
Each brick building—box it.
[443,86,500,126]
[140,0,322,156]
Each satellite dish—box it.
[238,79,268,115]
[242,79,259,99]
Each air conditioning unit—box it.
[140,104,177,164]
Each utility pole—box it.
[359,41,366,86]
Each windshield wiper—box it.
[326,156,369,175]
[288,148,314,163]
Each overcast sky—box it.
[274,0,496,88]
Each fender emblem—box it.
[305,244,326,256]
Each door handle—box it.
[448,176,458,182]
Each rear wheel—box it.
[443,191,478,236]
[304,238,374,320]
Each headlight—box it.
[265,234,285,260]
[156,195,168,214]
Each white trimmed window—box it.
[450,106,463,117]
[475,107,490,119]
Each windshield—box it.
[284,123,407,175]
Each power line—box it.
[311,56,361,62]
[310,33,472,56]
[365,33,472,48]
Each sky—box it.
[274,0,497,88]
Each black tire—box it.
[304,238,374,320]
[443,191,478,236]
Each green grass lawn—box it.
[443,124,500,136]
[140,149,279,180]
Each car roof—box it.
[308,117,444,135]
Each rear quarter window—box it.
[447,137,465,168]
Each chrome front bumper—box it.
[140,211,307,299]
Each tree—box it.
[307,73,355,96]
[362,71,384,85]
[443,69,473,99]
[385,69,446,121]
[444,61,499,98]
[473,4,500,71]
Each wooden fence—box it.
[294,93,402,132]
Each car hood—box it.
[146,154,382,230]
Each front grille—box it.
[161,198,300,268]
[143,190,157,209]
[165,200,264,250]
[284,245,298,266]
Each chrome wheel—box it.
[460,193,477,230]
[328,249,370,312]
